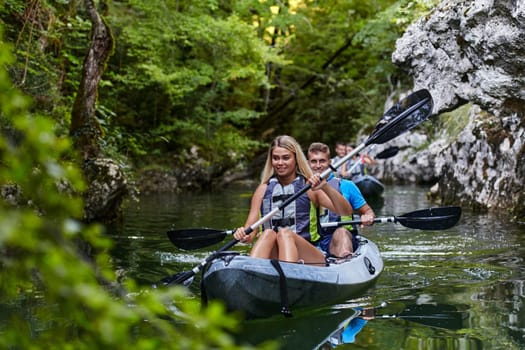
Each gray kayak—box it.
[201,236,383,319]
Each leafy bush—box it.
[0,23,273,350]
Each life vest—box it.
[311,177,358,241]
[261,175,315,242]
[316,177,342,237]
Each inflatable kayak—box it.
[201,236,383,319]
[352,175,384,199]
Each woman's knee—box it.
[276,228,295,242]
[259,228,277,240]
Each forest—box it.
[1,0,435,190]
[0,0,439,349]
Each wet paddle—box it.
[167,206,460,251]
[158,89,434,287]
[167,228,234,250]
[321,206,461,231]
[375,146,399,159]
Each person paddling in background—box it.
[232,135,352,266]
[308,142,375,258]
[331,141,347,178]
[341,143,377,180]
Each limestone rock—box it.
[389,0,525,219]
[83,158,128,223]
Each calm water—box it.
[110,184,525,350]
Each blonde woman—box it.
[233,135,352,265]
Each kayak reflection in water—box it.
[326,306,376,347]
[323,301,469,348]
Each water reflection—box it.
[321,302,472,349]
[109,184,525,349]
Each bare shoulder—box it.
[251,183,267,202]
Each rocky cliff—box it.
[379,0,524,221]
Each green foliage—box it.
[0,23,274,350]
[1,0,438,180]
[99,1,281,170]
[1,0,93,135]
[435,103,472,142]
[266,0,435,145]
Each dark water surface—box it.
[110,184,525,350]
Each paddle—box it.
[167,206,460,251]
[321,206,461,231]
[159,89,434,287]
[343,145,398,178]
[167,228,234,250]
[375,146,399,159]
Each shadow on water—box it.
[109,184,525,350]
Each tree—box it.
[70,0,114,160]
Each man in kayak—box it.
[331,141,347,178]
[232,135,352,265]
[308,142,375,258]
[341,143,377,180]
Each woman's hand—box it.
[308,173,327,191]
[233,227,251,243]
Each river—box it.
[110,184,525,350]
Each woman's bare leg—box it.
[250,229,278,259]
[277,229,326,265]
[293,235,326,265]
[275,229,299,262]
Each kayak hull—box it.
[352,175,384,199]
[201,237,383,318]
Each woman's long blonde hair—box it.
[260,135,313,184]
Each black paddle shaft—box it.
[321,206,461,231]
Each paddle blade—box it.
[396,206,461,230]
[167,228,227,250]
[366,89,433,146]
[375,146,399,159]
